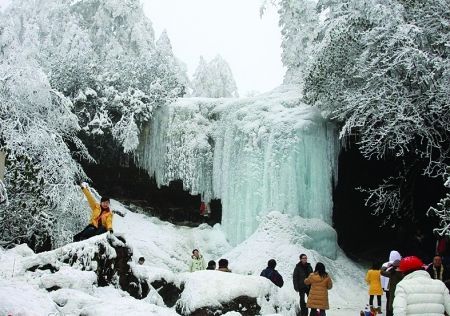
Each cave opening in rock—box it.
[81,151,222,227]
[333,145,444,263]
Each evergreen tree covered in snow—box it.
[156,30,190,95]
[278,0,320,85]
[192,55,239,98]
[277,0,450,223]
[1,0,186,153]
[192,56,210,97]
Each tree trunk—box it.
[0,151,5,181]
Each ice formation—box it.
[135,85,339,251]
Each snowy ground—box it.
[0,199,369,315]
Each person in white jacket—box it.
[189,249,206,272]
[393,256,450,316]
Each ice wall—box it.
[135,86,339,256]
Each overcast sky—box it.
[142,0,285,96]
[0,0,285,96]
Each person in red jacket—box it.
[73,182,113,241]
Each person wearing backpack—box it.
[260,259,284,288]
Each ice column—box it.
[135,88,339,255]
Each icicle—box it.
[135,87,339,256]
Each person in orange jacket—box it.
[365,262,383,313]
[73,182,113,242]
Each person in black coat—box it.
[293,253,313,316]
[380,259,403,316]
[260,259,284,288]
[426,255,450,289]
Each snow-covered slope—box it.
[0,200,367,315]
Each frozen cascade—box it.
[135,86,340,258]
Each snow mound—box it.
[0,279,58,316]
[223,211,367,313]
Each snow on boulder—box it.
[39,266,97,292]
[131,264,182,307]
[176,270,280,315]
[0,279,58,316]
[50,288,101,314]
[18,233,153,299]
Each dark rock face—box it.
[151,279,182,307]
[79,143,222,228]
[27,263,58,273]
[177,295,261,316]
[333,145,445,263]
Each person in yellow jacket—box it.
[365,262,383,313]
[73,182,113,242]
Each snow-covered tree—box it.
[276,0,450,223]
[0,51,89,249]
[2,0,186,153]
[428,171,450,236]
[192,56,210,97]
[0,0,189,248]
[191,55,238,98]
[278,0,320,85]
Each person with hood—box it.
[73,182,113,242]
[260,259,284,288]
[293,253,314,316]
[189,249,206,272]
[381,250,401,313]
[304,262,333,316]
[381,259,403,316]
[393,256,450,315]
[365,261,383,313]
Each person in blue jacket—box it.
[260,259,284,288]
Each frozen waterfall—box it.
[135,86,340,257]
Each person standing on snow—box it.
[381,250,401,313]
[190,249,206,272]
[381,259,403,316]
[217,258,232,272]
[73,182,113,242]
[260,259,284,288]
[426,255,450,289]
[393,256,450,316]
[293,253,314,316]
[304,262,333,316]
[365,261,384,313]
